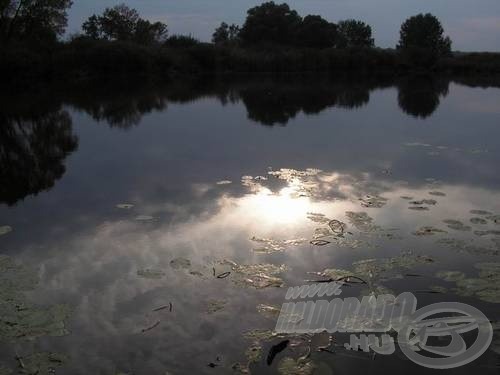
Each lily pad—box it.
[306,213,330,224]
[135,215,154,222]
[229,263,288,289]
[470,210,493,216]
[17,352,68,375]
[277,357,315,375]
[470,217,488,225]
[206,300,226,314]
[443,220,471,232]
[170,258,191,270]
[408,206,429,211]
[137,269,165,279]
[0,226,12,236]
[345,211,379,232]
[359,195,388,208]
[428,191,446,197]
[436,271,466,282]
[116,204,134,209]
[0,255,72,341]
[413,226,447,236]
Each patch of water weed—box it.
[135,215,154,222]
[0,255,72,341]
[0,226,12,236]
[223,262,288,289]
[251,237,307,254]
[470,210,493,216]
[408,206,429,211]
[268,168,322,182]
[436,263,500,303]
[400,196,413,200]
[443,220,471,232]
[116,204,134,209]
[470,217,488,225]
[486,215,500,224]
[435,271,466,282]
[409,199,437,206]
[474,230,500,237]
[17,352,68,375]
[256,304,281,319]
[345,212,380,233]
[206,300,226,314]
[306,213,330,224]
[169,258,191,270]
[436,238,499,256]
[429,191,446,197]
[403,142,432,147]
[277,356,315,375]
[359,195,388,209]
[315,252,434,286]
[137,269,165,279]
[413,226,447,236]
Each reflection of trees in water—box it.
[396,75,450,119]
[215,75,388,126]
[0,107,78,206]
[67,86,169,129]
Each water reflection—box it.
[1,75,500,374]
[397,75,450,118]
[0,98,78,206]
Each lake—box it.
[1,74,500,374]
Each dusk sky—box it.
[67,1,500,51]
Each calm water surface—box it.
[1,75,500,374]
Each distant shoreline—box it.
[2,41,500,87]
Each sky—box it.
[67,0,500,51]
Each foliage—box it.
[0,0,72,44]
[212,22,240,45]
[82,3,167,44]
[295,15,337,49]
[239,1,302,46]
[337,19,374,48]
[398,13,452,66]
[163,34,200,48]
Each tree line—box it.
[1,1,498,84]
[1,1,451,55]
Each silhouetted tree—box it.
[398,14,451,56]
[239,1,302,46]
[337,19,374,48]
[82,4,167,44]
[212,22,240,45]
[295,15,337,49]
[0,0,72,44]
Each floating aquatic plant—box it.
[413,226,447,236]
[443,220,471,232]
[0,255,71,341]
[137,269,165,279]
[359,195,388,209]
[17,352,68,375]
[0,226,12,236]
[116,204,134,209]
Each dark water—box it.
[1,74,500,374]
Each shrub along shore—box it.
[2,41,500,86]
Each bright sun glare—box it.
[240,186,312,225]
